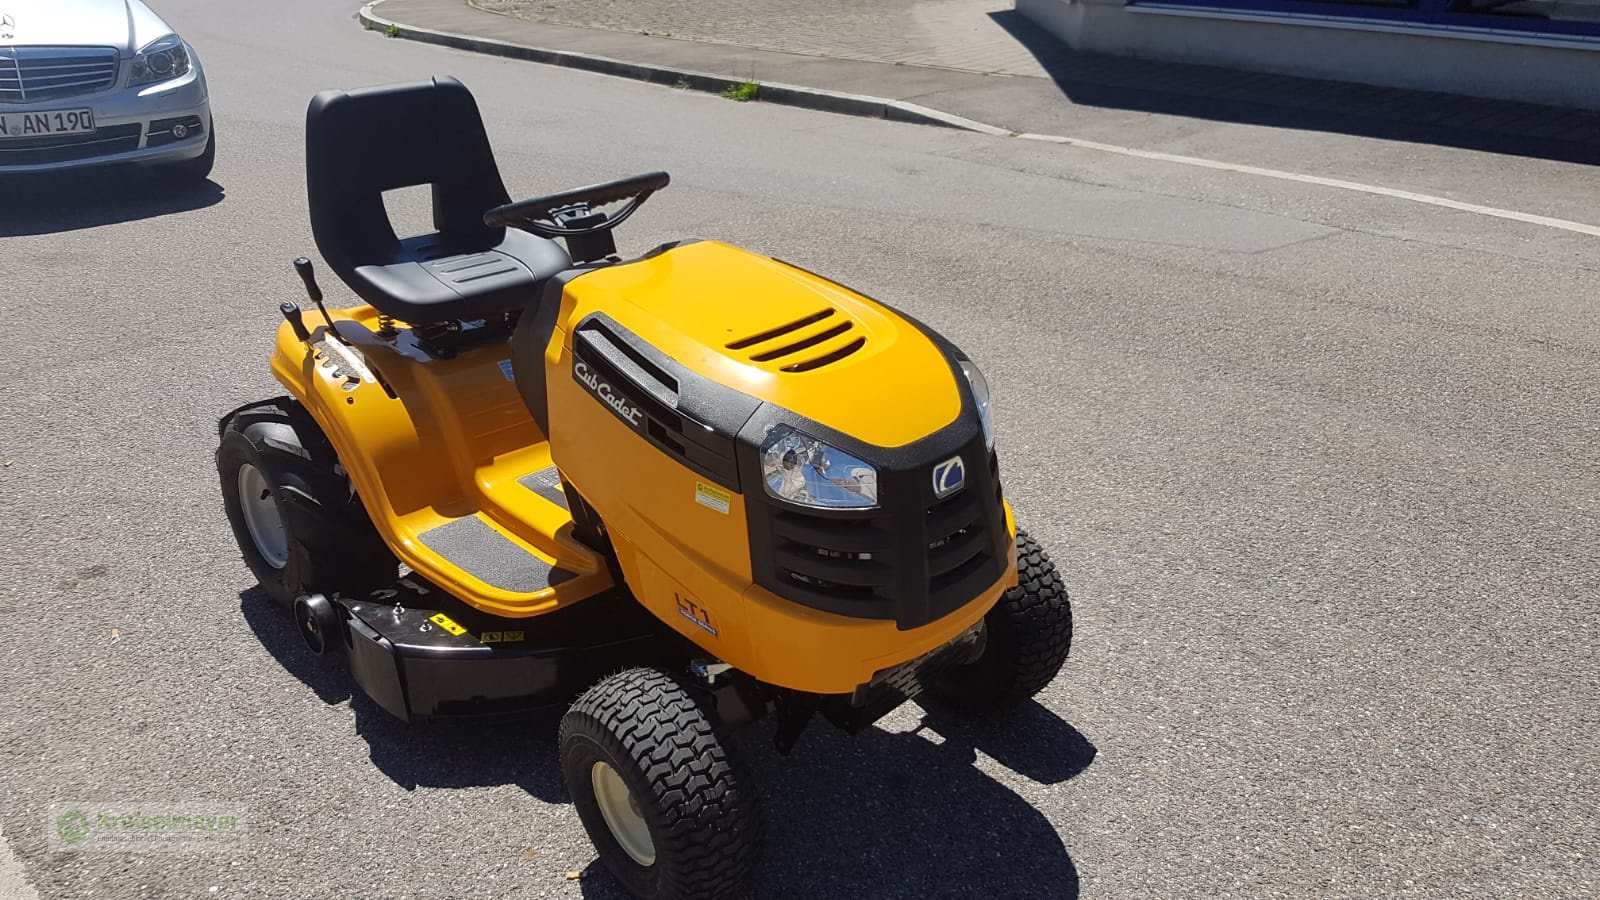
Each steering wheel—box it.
[485,171,670,238]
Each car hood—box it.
[0,0,173,55]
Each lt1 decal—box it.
[573,360,645,429]
[675,592,719,637]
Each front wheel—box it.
[559,668,760,899]
[926,528,1073,711]
[170,125,215,183]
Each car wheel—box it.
[172,124,215,182]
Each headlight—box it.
[960,360,995,449]
[760,426,878,509]
[130,35,191,86]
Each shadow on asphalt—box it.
[240,587,353,708]
[987,9,1600,167]
[0,166,222,236]
[239,588,570,797]
[242,587,1093,898]
[733,704,1091,900]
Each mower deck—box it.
[333,575,675,720]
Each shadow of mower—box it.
[239,587,567,801]
[242,588,1094,899]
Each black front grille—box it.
[758,449,1009,630]
[0,124,141,165]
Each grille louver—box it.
[0,48,119,104]
[0,123,139,165]
[726,307,866,372]
[755,449,1007,630]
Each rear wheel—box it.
[559,668,760,899]
[926,528,1072,710]
[217,397,397,607]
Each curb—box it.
[358,2,1600,239]
[357,1,1011,136]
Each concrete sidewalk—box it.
[472,0,1056,77]
[370,0,1600,163]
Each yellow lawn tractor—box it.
[217,77,1073,898]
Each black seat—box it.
[305,77,570,325]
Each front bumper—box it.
[0,64,210,173]
[819,620,985,733]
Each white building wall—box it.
[1017,0,1600,111]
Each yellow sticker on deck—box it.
[429,613,467,636]
[695,481,731,515]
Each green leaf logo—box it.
[56,811,91,844]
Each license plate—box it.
[0,108,95,139]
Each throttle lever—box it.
[293,257,323,304]
[292,256,347,344]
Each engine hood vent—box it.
[727,307,866,372]
[558,240,961,447]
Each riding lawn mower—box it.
[218,77,1073,898]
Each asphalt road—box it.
[1,1,1597,898]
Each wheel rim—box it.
[591,760,655,866]
[237,463,288,569]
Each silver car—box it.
[0,0,212,180]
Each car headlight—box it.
[760,426,879,509]
[130,34,191,86]
[960,360,995,449]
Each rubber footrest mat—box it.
[418,516,573,593]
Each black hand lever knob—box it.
[293,257,323,305]
[279,302,311,343]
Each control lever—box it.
[279,302,311,343]
[293,257,347,344]
[293,256,323,304]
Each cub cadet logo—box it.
[932,455,966,499]
[573,360,643,428]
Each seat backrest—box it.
[306,77,512,282]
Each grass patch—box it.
[385,24,401,38]
[721,81,759,102]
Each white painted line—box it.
[890,101,1013,136]
[363,0,1600,238]
[1016,132,1600,238]
[0,825,41,900]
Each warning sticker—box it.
[480,631,526,644]
[695,482,731,515]
[429,613,467,636]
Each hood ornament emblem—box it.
[932,455,967,499]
